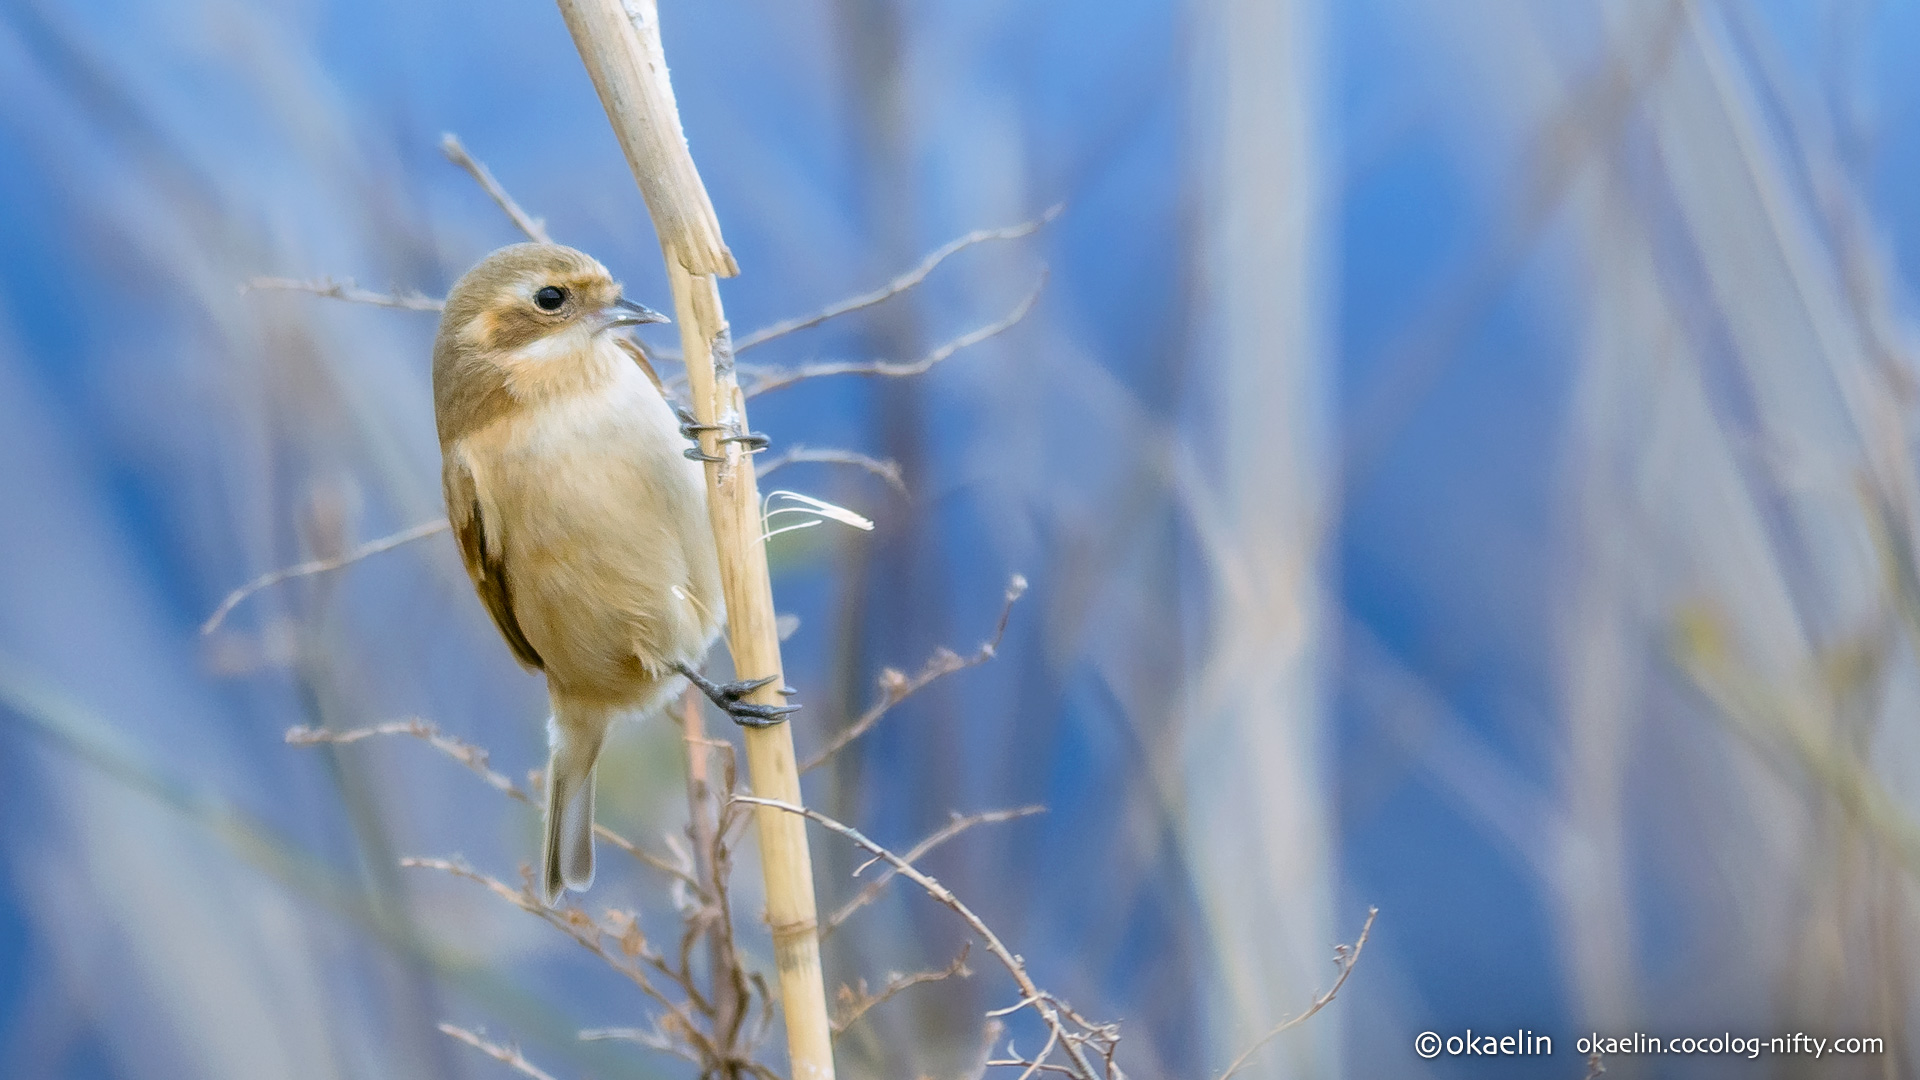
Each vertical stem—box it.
[554,3,836,1079]
[681,689,745,1072]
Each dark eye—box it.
[533,286,567,312]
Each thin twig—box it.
[579,1025,705,1068]
[404,857,725,1064]
[742,272,1047,399]
[824,807,1046,938]
[288,718,521,800]
[1215,907,1379,1080]
[438,1023,562,1080]
[241,276,444,312]
[985,1060,1076,1079]
[202,519,449,635]
[994,1025,1064,1080]
[832,944,972,1034]
[802,574,1027,773]
[756,446,908,498]
[441,133,553,244]
[735,206,1061,351]
[732,796,1103,1080]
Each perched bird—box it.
[432,243,792,904]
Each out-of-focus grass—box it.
[0,654,664,1079]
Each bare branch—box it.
[241,276,444,312]
[202,519,449,635]
[735,206,1061,351]
[403,857,723,1063]
[985,1060,1076,1080]
[1216,907,1378,1080]
[756,446,907,498]
[288,718,522,800]
[438,1023,562,1080]
[441,133,553,245]
[823,806,1045,938]
[832,944,972,1035]
[742,272,1047,399]
[993,1026,1064,1080]
[803,574,1027,773]
[731,796,1103,1080]
[578,1025,704,1068]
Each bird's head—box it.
[443,243,667,355]
[432,244,669,439]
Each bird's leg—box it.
[673,661,799,728]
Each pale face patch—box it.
[496,321,620,403]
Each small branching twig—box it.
[989,1025,1067,1080]
[741,273,1047,399]
[404,857,724,1064]
[803,574,1027,773]
[438,1023,562,1080]
[756,446,908,498]
[241,276,445,312]
[1215,907,1379,1080]
[832,943,972,1035]
[824,807,1045,938]
[578,1024,705,1068]
[732,796,1105,1080]
[735,206,1061,351]
[202,519,449,635]
[441,133,553,244]
[289,718,521,799]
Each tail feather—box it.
[541,713,606,905]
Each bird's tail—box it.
[542,701,610,905]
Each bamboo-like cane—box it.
[552,3,835,1079]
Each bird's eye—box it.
[533,286,568,312]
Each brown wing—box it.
[612,335,669,399]
[444,454,543,671]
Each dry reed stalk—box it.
[552,3,835,1079]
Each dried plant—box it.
[231,34,1367,1080]
[288,583,1372,1080]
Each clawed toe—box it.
[721,431,770,454]
[674,405,768,459]
[674,663,800,728]
[726,701,800,728]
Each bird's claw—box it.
[674,405,767,459]
[675,405,722,439]
[674,663,800,728]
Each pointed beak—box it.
[596,296,670,331]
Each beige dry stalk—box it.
[552,3,835,1079]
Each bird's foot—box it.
[674,405,768,461]
[674,662,799,728]
[675,405,725,462]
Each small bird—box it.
[432,243,793,904]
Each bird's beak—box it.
[595,296,670,332]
